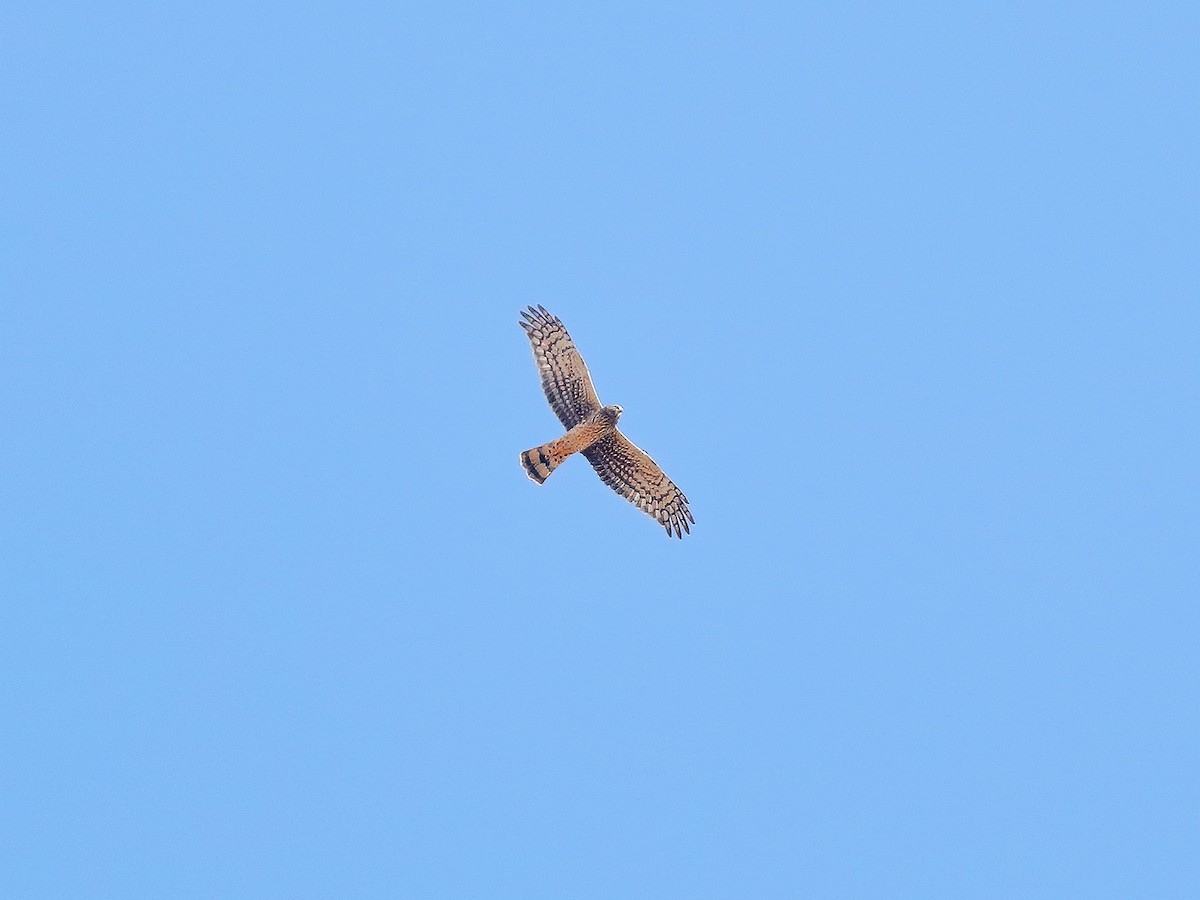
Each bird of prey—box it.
[518,305,694,538]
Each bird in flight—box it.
[518,305,694,538]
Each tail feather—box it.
[520,444,557,484]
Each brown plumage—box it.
[519,305,694,538]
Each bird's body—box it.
[519,406,621,484]
[518,306,694,538]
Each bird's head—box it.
[602,404,623,423]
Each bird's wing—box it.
[583,430,694,538]
[520,305,602,429]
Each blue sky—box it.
[2,2,1196,896]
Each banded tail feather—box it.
[520,444,557,484]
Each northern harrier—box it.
[519,305,694,538]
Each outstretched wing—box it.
[583,431,694,538]
[520,305,602,429]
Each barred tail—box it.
[520,444,557,484]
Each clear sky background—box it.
[3,2,1196,897]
